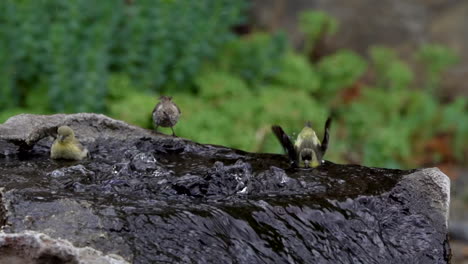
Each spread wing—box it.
[320,117,332,155]
[272,125,297,165]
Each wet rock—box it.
[0,114,451,263]
[251,166,302,193]
[171,175,207,197]
[47,165,95,179]
[130,153,159,172]
[205,160,253,196]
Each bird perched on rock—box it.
[272,117,332,168]
[50,126,88,160]
[152,95,181,136]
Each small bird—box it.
[50,126,88,160]
[152,95,181,136]
[272,117,332,168]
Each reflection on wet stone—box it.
[130,153,158,172]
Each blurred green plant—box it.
[370,46,413,90]
[112,0,246,91]
[338,44,466,167]
[0,0,245,112]
[272,52,320,93]
[214,32,288,87]
[343,88,468,167]
[416,44,459,93]
[299,10,338,54]
[195,70,250,100]
[316,50,367,101]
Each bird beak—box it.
[57,135,64,141]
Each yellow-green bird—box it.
[272,118,332,168]
[50,126,88,160]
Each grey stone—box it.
[0,231,129,264]
[402,168,451,227]
[0,113,175,148]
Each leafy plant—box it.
[316,50,367,100]
[215,32,288,87]
[107,92,155,129]
[0,0,246,112]
[370,46,413,91]
[416,44,458,93]
[299,10,338,54]
[195,70,250,100]
[273,52,320,93]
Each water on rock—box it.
[0,114,450,263]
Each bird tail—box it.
[272,125,298,166]
[320,117,332,155]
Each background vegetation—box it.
[0,0,466,169]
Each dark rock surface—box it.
[0,114,451,263]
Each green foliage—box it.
[273,52,320,93]
[299,10,338,54]
[195,70,250,100]
[316,50,367,98]
[107,90,155,129]
[215,32,288,87]
[0,0,245,112]
[107,74,135,101]
[0,0,119,112]
[24,82,51,112]
[370,46,413,90]
[344,89,423,167]
[112,0,246,91]
[416,44,459,92]
[342,86,467,168]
